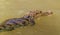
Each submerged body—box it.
[0,15,35,31]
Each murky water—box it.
[0,0,60,35]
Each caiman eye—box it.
[40,11,42,13]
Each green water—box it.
[0,0,60,35]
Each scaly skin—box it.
[0,10,53,32]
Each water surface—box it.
[0,0,60,35]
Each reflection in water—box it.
[0,0,60,35]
